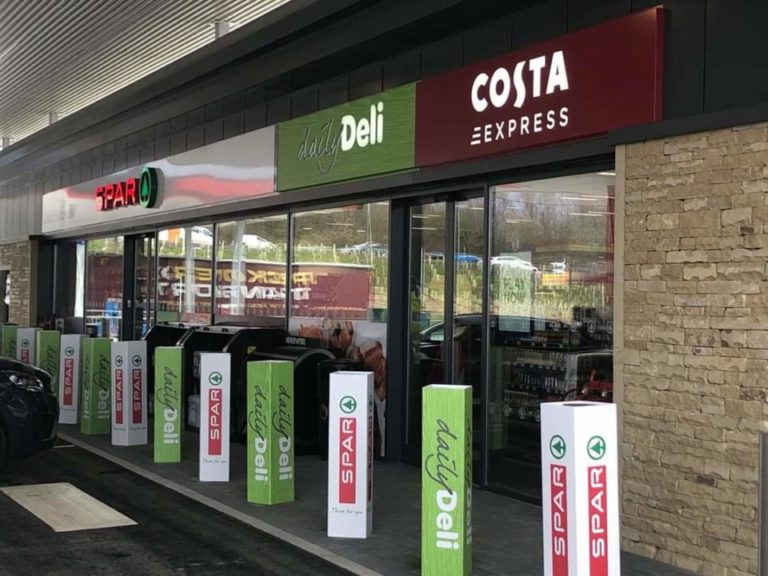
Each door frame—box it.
[122,232,157,341]
[392,188,488,484]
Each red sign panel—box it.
[550,465,569,576]
[132,368,142,424]
[63,358,74,406]
[339,417,356,504]
[115,369,124,425]
[208,389,223,455]
[415,8,663,166]
[588,466,608,576]
[20,349,29,363]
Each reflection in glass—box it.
[157,225,213,323]
[133,235,156,339]
[406,202,446,450]
[54,241,86,333]
[215,215,288,326]
[86,236,124,339]
[488,173,615,500]
[291,202,389,458]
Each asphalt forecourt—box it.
[0,442,354,576]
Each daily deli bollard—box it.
[1,324,17,357]
[16,327,38,364]
[247,360,294,504]
[110,341,148,446]
[59,334,85,424]
[422,384,472,576]
[541,401,620,576]
[199,353,231,482]
[36,330,61,395]
[80,338,112,435]
[154,347,184,463]
[327,371,374,539]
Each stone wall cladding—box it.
[0,241,31,325]
[621,123,768,576]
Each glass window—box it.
[53,241,86,333]
[157,225,214,323]
[85,236,124,339]
[215,215,288,326]
[488,173,615,499]
[291,202,389,457]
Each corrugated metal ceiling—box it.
[0,0,292,144]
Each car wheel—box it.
[0,424,6,467]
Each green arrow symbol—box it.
[209,371,223,386]
[340,396,357,414]
[549,435,566,460]
[588,435,606,460]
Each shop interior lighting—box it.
[412,226,439,231]
[328,222,355,227]
[569,212,604,217]
[597,171,616,176]
[561,196,599,201]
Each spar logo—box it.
[550,465,568,576]
[95,166,159,211]
[588,465,608,576]
[20,338,30,362]
[63,351,75,406]
[208,371,224,456]
[339,417,356,503]
[469,50,569,147]
[115,363,124,425]
[132,367,143,424]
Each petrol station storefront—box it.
[13,9,679,575]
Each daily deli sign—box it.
[277,83,415,191]
[415,8,663,166]
[95,166,159,211]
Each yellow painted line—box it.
[1,482,137,532]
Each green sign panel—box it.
[154,347,183,463]
[1,324,17,358]
[247,360,294,505]
[422,385,472,576]
[36,331,61,397]
[80,338,112,435]
[277,83,416,191]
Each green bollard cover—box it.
[36,331,61,397]
[421,385,473,576]
[80,338,112,435]
[154,347,184,463]
[1,325,17,358]
[247,360,294,505]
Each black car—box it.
[0,357,59,464]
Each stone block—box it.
[683,264,717,280]
[647,213,679,230]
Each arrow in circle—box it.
[589,436,606,459]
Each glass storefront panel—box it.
[291,202,389,457]
[406,202,447,451]
[85,236,124,339]
[132,234,156,339]
[215,215,288,326]
[54,241,86,333]
[488,173,614,499]
[157,225,214,323]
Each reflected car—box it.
[0,358,58,465]
[490,255,539,273]
[339,242,388,256]
[241,234,275,249]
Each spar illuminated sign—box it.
[95,166,159,211]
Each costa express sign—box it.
[96,166,159,211]
[415,8,663,166]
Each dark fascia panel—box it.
[609,100,768,146]
[0,0,464,180]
